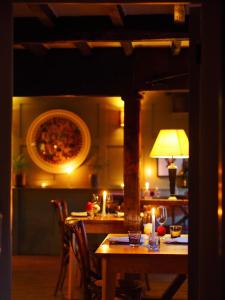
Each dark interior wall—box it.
[13,188,102,255]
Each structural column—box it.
[122,93,142,230]
[0,1,13,299]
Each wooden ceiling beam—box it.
[26,4,56,28]
[171,39,182,55]
[121,41,133,56]
[14,1,192,5]
[110,5,124,26]
[22,43,48,56]
[74,41,92,56]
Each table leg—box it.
[101,257,117,300]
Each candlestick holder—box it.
[148,234,160,251]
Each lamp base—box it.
[168,162,177,199]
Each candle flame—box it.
[145,182,150,190]
[152,207,155,215]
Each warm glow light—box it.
[120,183,124,188]
[150,129,189,158]
[120,110,124,127]
[145,182,150,190]
[218,207,223,218]
[174,5,185,23]
[64,165,74,174]
[145,168,152,177]
[101,244,110,252]
[41,182,48,188]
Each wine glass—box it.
[106,193,113,214]
[156,206,167,226]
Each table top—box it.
[96,234,188,256]
[68,214,124,222]
[67,214,126,233]
[141,198,188,206]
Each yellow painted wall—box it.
[12,92,188,191]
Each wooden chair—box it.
[50,199,70,296]
[65,218,143,300]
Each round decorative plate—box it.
[26,109,91,173]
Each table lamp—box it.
[150,129,189,199]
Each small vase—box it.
[14,173,26,187]
[90,173,98,189]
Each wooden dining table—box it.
[75,214,126,234]
[96,233,188,300]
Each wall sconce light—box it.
[64,165,74,174]
[120,110,124,127]
[174,5,185,24]
[40,182,48,188]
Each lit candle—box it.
[144,181,150,198]
[151,207,155,238]
[102,190,107,215]
[145,181,150,191]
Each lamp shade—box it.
[150,129,189,158]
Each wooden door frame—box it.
[0,1,13,299]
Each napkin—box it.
[163,237,188,244]
[108,236,129,245]
[108,235,145,245]
[71,211,88,217]
[116,211,124,217]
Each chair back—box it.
[51,199,69,224]
[50,199,70,254]
[65,219,93,298]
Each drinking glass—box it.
[106,193,113,214]
[156,206,167,226]
[170,225,182,238]
[128,230,142,246]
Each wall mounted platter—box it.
[26,109,91,173]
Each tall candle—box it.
[151,207,155,238]
[145,181,150,191]
[102,190,107,215]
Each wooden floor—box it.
[12,256,187,300]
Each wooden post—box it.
[122,93,142,230]
[0,0,13,299]
[189,1,224,299]
[189,5,200,300]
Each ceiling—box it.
[12,1,193,96]
[13,1,190,56]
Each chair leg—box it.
[144,273,151,291]
[59,258,69,291]
[54,253,68,296]
[160,274,186,300]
